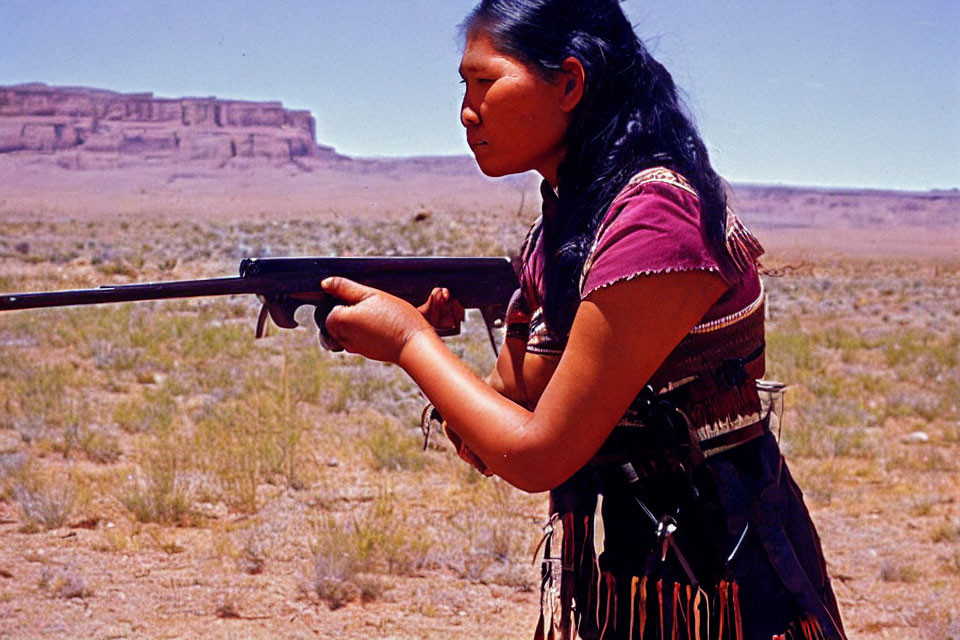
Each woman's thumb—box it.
[320,276,371,303]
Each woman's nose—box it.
[461,102,480,127]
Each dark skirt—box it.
[537,433,846,640]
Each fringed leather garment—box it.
[511,168,847,640]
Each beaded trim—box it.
[695,410,763,444]
[689,281,765,335]
[624,166,699,198]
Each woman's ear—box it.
[559,57,586,112]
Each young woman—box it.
[320,1,846,638]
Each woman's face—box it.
[459,31,574,185]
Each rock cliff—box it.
[0,83,336,164]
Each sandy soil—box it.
[0,153,958,639]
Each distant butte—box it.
[0,83,338,166]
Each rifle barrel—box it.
[0,256,518,314]
[0,277,255,311]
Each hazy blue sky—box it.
[1,0,957,190]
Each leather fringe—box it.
[564,576,822,640]
[724,212,765,274]
[773,615,826,640]
[538,510,829,639]
[560,512,577,640]
[638,576,649,640]
[732,582,744,640]
[600,572,617,639]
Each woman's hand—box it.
[320,277,432,364]
[417,287,465,336]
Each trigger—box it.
[255,303,270,339]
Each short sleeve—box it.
[580,178,735,299]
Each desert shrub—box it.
[354,490,432,575]
[932,520,960,544]
[117,437,196,524]
[39,566,92,599]
[193,385,310,511]
[886,448,957,474]
[308,516,386,610]
[55,305,136,352]
[94,254,142,277]
[1,363,75,442]
[236,527,268,575]
[443,477,537,590]
[883,389,943,422]
[790,458,845,506]
[13,469,76,530]
[766,326,820,384]
[0,450,28,478]
[287,345,351,411]
[944,552,960,576]
[820,326,871,352]
[364,417,425,472]
[113,386,177,434]
[0,452,29,501]
[880,560,922,583]
[307,489,431,608]
[91,340,143,371]
[57,419,122,464]
[78,428,123,464]
[182,321,251,361]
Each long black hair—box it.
[463,0,729,330]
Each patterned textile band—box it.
[591,382,773,467]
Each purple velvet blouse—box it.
[506,167,765,388]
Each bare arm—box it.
[323,270,726,492]
[419,286,534,405]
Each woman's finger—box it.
[320,276,375,304]
[429,288,447,325]
[450,297,465,325]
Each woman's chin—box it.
[472,156,515,178]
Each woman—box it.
[321,1,846,638]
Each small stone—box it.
[905,431,930,443]
[195,502,228,519]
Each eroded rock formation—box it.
[0,83,335,164]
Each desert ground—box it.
[0,153,958,639]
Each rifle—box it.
[0,256,519,354]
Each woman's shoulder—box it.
[616,166,701,201]
[581,167,728,298]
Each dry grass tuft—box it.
[117,438,197,525]
[308,516,383,610]
[932,520,960,544]
[307,489,431,609]
[39,566,92,599]
[879,559,923,584]
[364,416,427,472]
[12,467,76,531]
